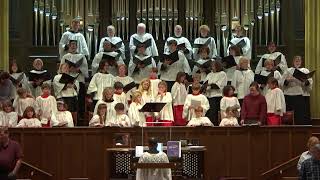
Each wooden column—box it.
[0,0,9,71]
[305,0,320,119]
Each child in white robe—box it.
[87,59,115,107]
[9,60,30,99]
[155,81,174,126]
[0,101,18,127]
[183,83,210,122]
[220,85,240,119]
[93,87,117,126]
[138,79,154,126]
[171,72,188,126]
[52,100,74,127]
[186,73,202,94]
[258,59,282,95]
[204,61,228,125]
[53,63,79,125]
[149,70,161,99]
[13,88,36,119]
[187,106,213,127]
[28,58,52,98]
[16,106,42,128]
[265,77,286,125]
[89,103,108,127]
[128,91,146,127]
[115,64,136,104]
[114,103,131,127]
[219,106,239,127]
[35,83,57,127]
[231,57,254,105]
[113,82,128,112]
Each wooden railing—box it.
[260,155,300,180]
[18,161,53,180]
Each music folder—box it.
[293,69,316,81]
[59,73,79,84]
[254,74,269,85]
[222,55,237,69]
[123,81,136,93]
[139,102,166,112]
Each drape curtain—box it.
[305,0,320,119]
[0,0,9,71]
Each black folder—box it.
[293,69,316,81]
[261,54,281,67]
[9,73,24,85]
[161,50,179,65]
[59,73,79,84]
[230,39,246,49]
[65,58,84,68]
[139,102,166,112]
[28,70,51,82]
[254,74,269,85]
[222,55,237,69]
[104,39,123,49]
[194,59,213,69]
[133,38,152,48]
[123,81,136,93]
[102,54,117,66]
[133,56,153,66]
[193,38,211,48]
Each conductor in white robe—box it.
[164,25,192,59]
[136,137,172,180]
[59,18,89,59]
[98,25,125,60]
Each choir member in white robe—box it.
[149,70,162,100]
[204,61,228,125]
[192,46,214,82]
[53,63,79,124]
[158,40,191,91]
[227,25,251,59]
[0,72,15,104]
[87,59,115,106]
[231,57,254,105]
[13,88,36,118]
[51,101,74,127]
[98,25,125,59]
[9,61,30,98]
[258,59,282,95]
[60,39,89,116]
[59,18,89,58]
[16,106,42,128]
[138,79,153,103]
[114,103,131,127]
[115,64,137,103]
[164,25,192,59]
[187,106,213,127]
[92,43,124,75]
[0,101,18,127]
[93,88,117,126]
[35,84,58,127]
[223,45,244,83]
[171,72,188,126]
[113,82,128,112]
[255,42,288,74]
[281,56,308,125]
[219,107,239,127]
[265,78,286,125]
[136,137,172,180]
[193,25,218,61]
[154,81,174,126]
[89,103,108,127]
[28,59,52,98]
[129,23,158,58]
[128,40,157,83]
[183,83,210,122]
[220,85,240,119]
[128,91,146,127]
